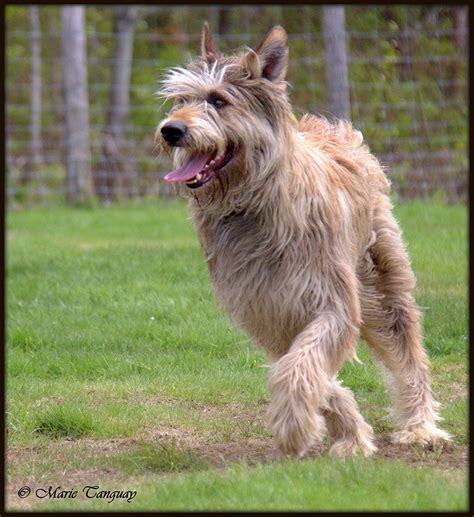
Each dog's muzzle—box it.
[161,120,187,147]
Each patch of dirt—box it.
[431,363,467,402]
[78,240,160,250]
[376,435,467,470]
[444,381,467,402]
[71,436,141,453]
[7,230,22,241]
[145,394,268,422]
[183,432,466,471]
[6,470,140,511]
[139,424,200,445]
[7,421,468,510]
[78,242,98,250]
[14,426,466,471]
[432,377,467,403]
[33,395,64,407]
[6,439,142,511]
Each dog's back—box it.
[298,114,391,198]
[192,113,393,359]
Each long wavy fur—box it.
[157,25,450,456]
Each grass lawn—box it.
[6,199,468,511]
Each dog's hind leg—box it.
[359,196,450,445]
[267,264,376,457]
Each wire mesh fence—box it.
[6,5,468,205]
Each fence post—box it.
[61,6,93,203]
[322,6,350,120]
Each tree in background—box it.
[99,6,138,201]
[322,6,350,121]
[61,6,93,203]
[448,6,467,98]
[217,7,231,50]
[5,6,467,203]
[21,6,43,194]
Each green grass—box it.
[6,199,467,511]
[107,439,212,474]
[34,406,96,439]
[39,457,466,512]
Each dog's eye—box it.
[208,95,227,109]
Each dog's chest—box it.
[204,211,290,281]
[195,211,318,353]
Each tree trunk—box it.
[61,6,93,203]
[453,6,467,52]
[382,7,412,82]
[447,6,467,98]
[99,6,137,201]
[322,6,350,121]
[22,6,43,194]
[217,7,231,50]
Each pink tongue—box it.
[164,153,212,183]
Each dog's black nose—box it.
[161,121,187,146]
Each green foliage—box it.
[5,6,467,202]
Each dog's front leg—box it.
[266,312,359,457]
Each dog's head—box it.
[157,23,294,205]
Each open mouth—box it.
[164,147,234,189]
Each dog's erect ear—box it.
[251,25,289,82]
[201,21,219,63]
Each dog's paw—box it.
[273,415,326,458]
[267,404,326,458]
[391,423,451,446]
[329,436,377,458]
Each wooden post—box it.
[322,6,350,120]
[61,6,93,203]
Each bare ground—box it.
[7,424,467,510]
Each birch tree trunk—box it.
[22,6,43,194]
[453,6,467,52]
[61,6,93,203]
[448,6,467,98]
[217,7,231,50]
[322,6,350,121]
[100,6,137,200]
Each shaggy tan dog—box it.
[157,23,450,457]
